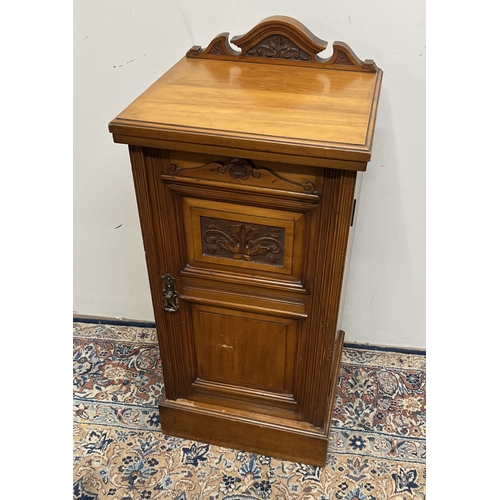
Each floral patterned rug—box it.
[73,322,426,499]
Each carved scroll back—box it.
[187,15,377,72]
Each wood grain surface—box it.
[110,58,382,163]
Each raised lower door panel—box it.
[192,305,297,391]
[188,304,301,418]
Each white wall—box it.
[74,0,425,349]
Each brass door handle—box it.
[161,273,179,312]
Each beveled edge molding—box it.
[187,15,377,72]
[180,265,308,296]
[179,292,307,320]
[192,378,298,406]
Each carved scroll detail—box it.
[186,15,378,72]
[188,33,239,58]
[334,49,355,66]
[327,42,376,71]
[201,217,284,265]
[168,159,320,196]
[208,41,224,56]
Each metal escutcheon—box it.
[161,273,179,312]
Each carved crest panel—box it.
[186,15,378,72]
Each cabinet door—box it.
[130,146,356,429]
[169,161,316,420]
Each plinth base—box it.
[159,396,328,466]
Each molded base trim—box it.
[158,397,329,466]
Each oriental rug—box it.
[73,322,426,500]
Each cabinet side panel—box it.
[337,171,362,329]
[301,169,357,429]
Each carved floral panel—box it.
[200,216,285,266]
[247,35,311,61]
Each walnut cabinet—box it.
[109,16,383,466]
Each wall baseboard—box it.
[343,342,425,356]
[73,315,426,356]
[73,314,155,328]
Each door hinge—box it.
[350,198,357,227]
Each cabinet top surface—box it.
[109,16,383,163]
